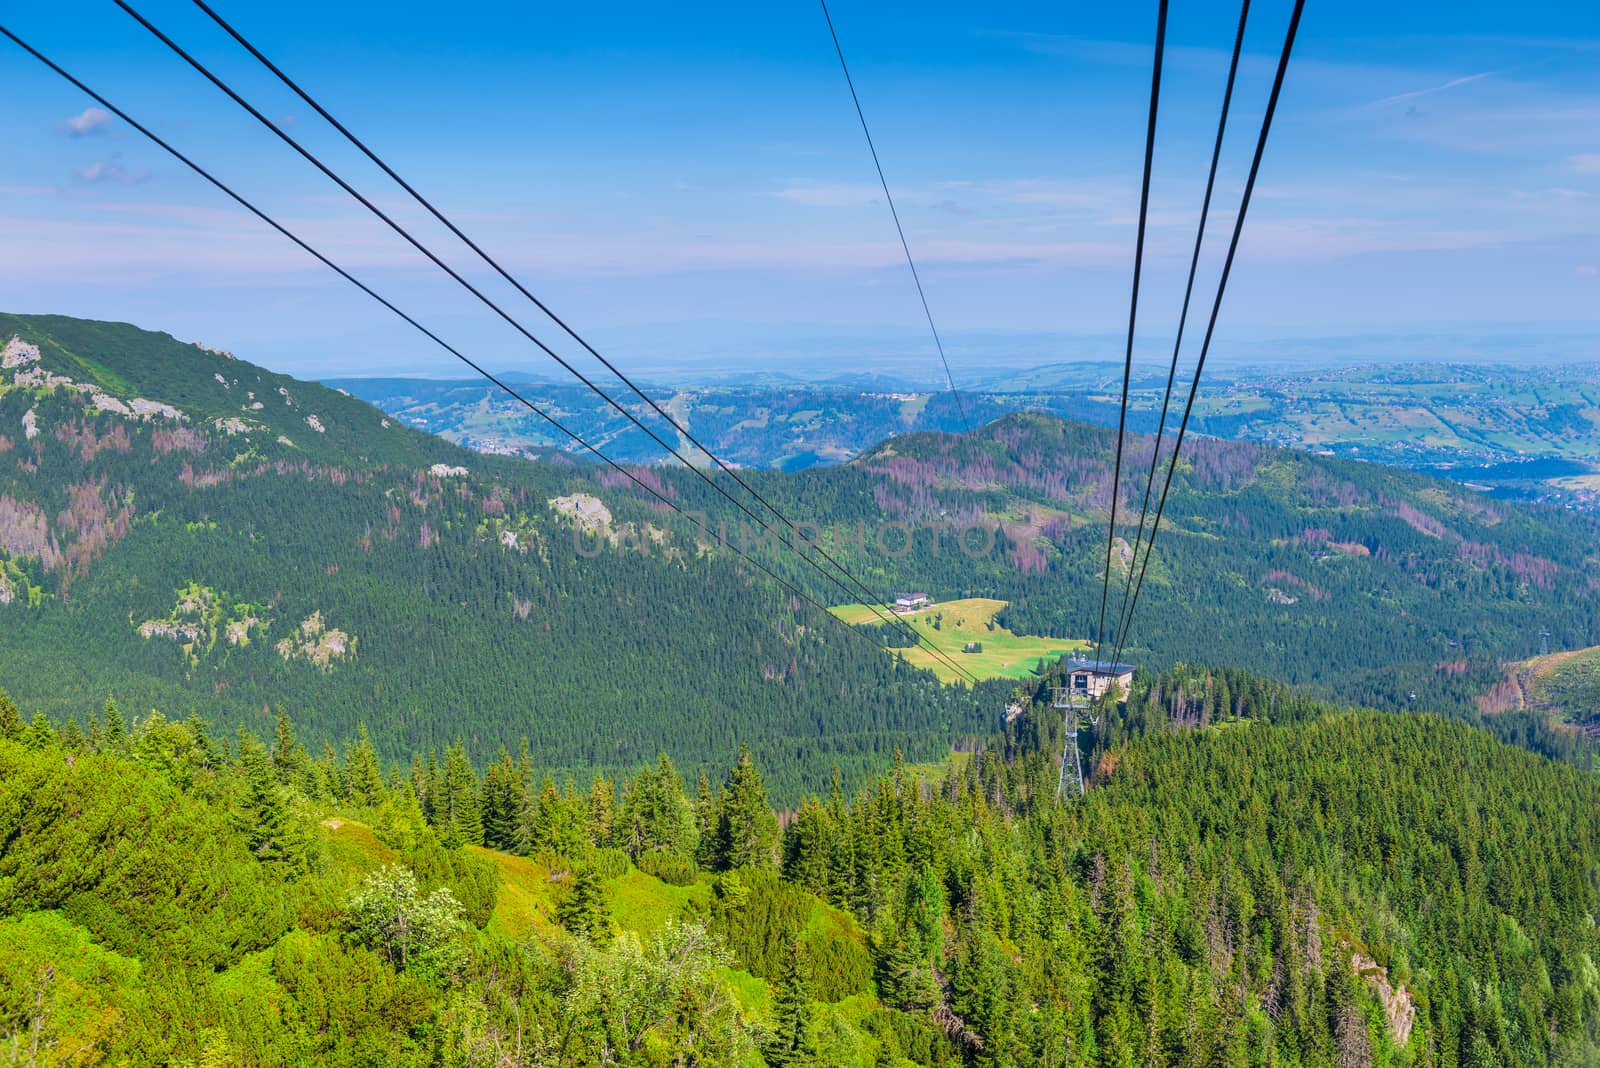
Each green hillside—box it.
[0,314,992,801]
[4,666,1598,1065]
[766,412,1600,718]
[0,313,457,469]
[6,314,1600,798]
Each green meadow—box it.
[829,597,1087,684]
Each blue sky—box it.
[2,0,1598,380]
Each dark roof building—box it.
[1064,657,1135,698]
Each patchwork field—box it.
[829,597,1086,684]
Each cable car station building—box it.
[1065,657,1134,700]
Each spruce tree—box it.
[764,936,815,1066]
[556,864,609,942]
[22,711,55,750]
[478,749,520,850]
[184,714,216,772]
[271,708,310,788]
[694,769,719,869]
[438,742,481,848]
[616,753,697,860]
[57,718,86,750]
[0,689,20,741]
[420,749,442,825]
[587,774,615,847]
[102,695,126,751]
[344,724,386,807]
[234,731,305,871]
[714,746,778,871]
[315,740,341,802]
[781,798,831,893]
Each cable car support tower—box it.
[1053,686,1098,803]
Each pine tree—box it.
[0,689,20,741]
[763,936,815,1066]
[234,731,305,871]
[102,695,125,751]
[270,708,310,788]
[344,724,386,807]
[714,745,778,871]
[556,864,609,942]
[437,741,481,848]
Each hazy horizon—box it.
[4,0,1597,381]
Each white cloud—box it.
[1571,154,1600,175]
[1580,265,1599,276]
[74,160,149,186]
[62,107,112,138]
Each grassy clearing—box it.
[716,966,773,1014]
[318,817,396,877]
[1532,645,1600,715]
[474,848,562,940]
[607,868,713,936]
[829,597,1086,684]
[900,750,973,785]
[471,847,716,943]
[311,819,898,1032]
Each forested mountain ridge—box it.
[3,668,1598,1065]
[0,312,460,469]
[5,313,1600,797]
[765,412,1600,714]
[0,314,994,799]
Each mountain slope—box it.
[7,314,1600,794]
[761,412,1600,714]
[6,668,1600,1065]
[0,314,989,800]
[0,313,458,469]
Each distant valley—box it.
[336,360,1600,509]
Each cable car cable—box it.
[113,0,981,685]
[0,23,978,686]
[817,0,970,434]
[1093,0,1168,670]
[187,0,928,644]
[1112,0,1306,668]
[1111,0,1250,665]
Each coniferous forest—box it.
[5,316,1600,800]
[4,662,1600,1066]
[5,316,1600,1064]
